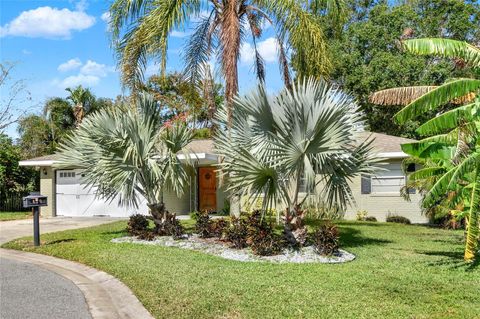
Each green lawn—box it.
[0,211,32,221]
[3,220,479,319]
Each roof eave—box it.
[19,160,57,167]
[377,151,409,159]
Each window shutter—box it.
[361,175,371,194]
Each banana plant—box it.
[370,38,480,262]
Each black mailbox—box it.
[23,192,48,208]
[22,192,47,246]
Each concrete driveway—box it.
[0,217,152,319]
[0,216,121,245]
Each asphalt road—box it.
[0,217,123,319]
[0,257,91,319]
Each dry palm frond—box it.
[369,86,437,106]
[370,86,477,106]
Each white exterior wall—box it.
[239,159,429,224]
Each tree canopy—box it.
[325,0,480,138]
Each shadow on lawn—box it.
[418,250,479,271]
[340,227,393,248]
[45,238,76,245]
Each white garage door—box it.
[56,169,147,217]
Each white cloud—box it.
[101,12,111,23]
[0,6,95,39]
[54,59,114,88]
[80,60,113,77]
[240,37,279,64]
[22,49,32,55]
[75,0,89,12]
[60,74,100,87]
[58,58,82,72]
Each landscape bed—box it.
[112,235,356,264]
[3,220,479,319]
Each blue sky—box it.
[1,0,284,137]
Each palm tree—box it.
[214,78,377,246]
[109,0,338,122]
[56,94,194,233]
[370,38,480,262]
[65,85,94,127]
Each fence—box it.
[0,193,29,212]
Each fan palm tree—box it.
[370,38,480,262]
[65,85,95,127]
[214,78,378,245]
[109,0,339,122]
[56,94,194,232]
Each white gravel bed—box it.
[112,235,355,264]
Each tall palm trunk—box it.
[465,169,480,262]
[220,0,240,125]
[73,103,85,128]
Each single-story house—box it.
[19,132,428,223]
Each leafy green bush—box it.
[356,210,368,221]
[127,214,149,235]
[312,223,340,256]
[193,128,211,139]
[245,211,283,256]
[365,216,377,222]
[224,216,248,248]
[386,215,411,224]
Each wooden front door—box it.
[199,167,217,212]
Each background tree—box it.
[65,85,95,127]
[109,0,337,122]
[325,0,480,137]
[0,134,38,207]
[143,71,224,129]
[0,62,32,132]
[17,92,113,158]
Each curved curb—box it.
[0,248,153,319]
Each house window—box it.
[59,172,76,178]
[362,163,407,195]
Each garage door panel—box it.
[56,169,149,217]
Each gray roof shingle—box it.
[20,132,414,164]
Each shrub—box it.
[365,216,377,222]
[153,212,185,239]
[210,218,228,238]
[282,206,308,248]
[386,215,411,224]
[224,216,248,248]
[245,211,283,256]
[356,210,368,221]
[127,214,149,235]
[313,223,340,256]
[193,211,212,238]
[137,230,155,241]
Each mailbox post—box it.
[23,192,48,246]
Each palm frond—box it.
[394,78,480,124]
[369,86,437,106]
[416,102,480,136]
[183,10,216,86]
[403,38,480,68]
